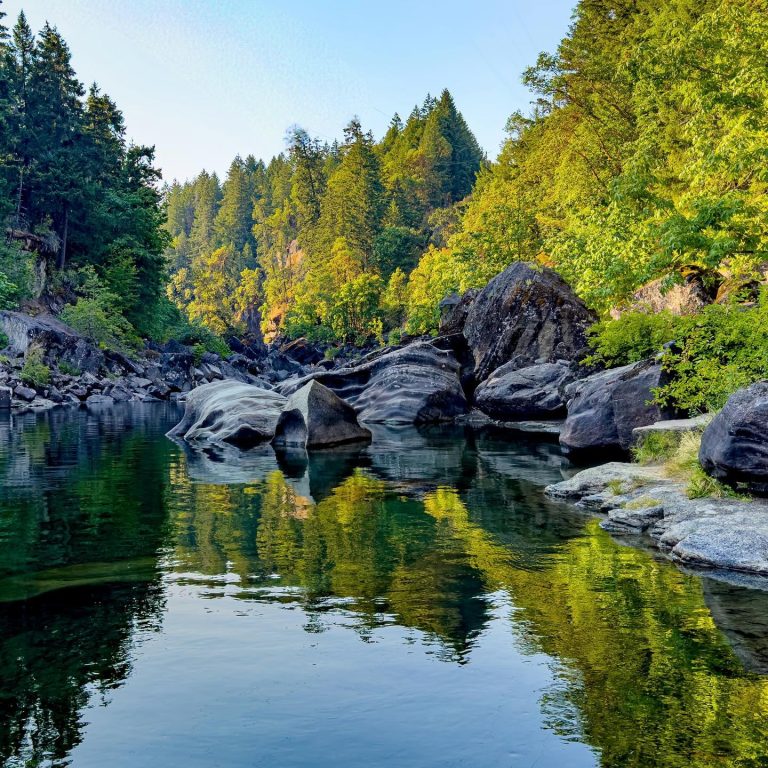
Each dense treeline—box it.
[165,91,484,342]
[3,0,767,363]
[440,0,768,315]
[0,3,172,340]
[168,0,768,347]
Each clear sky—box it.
[4,0,576,183]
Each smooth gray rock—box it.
[545,462,666,500]
[546,462,768,576]
[13,384,36,402]
[168,380,288,448]
[699,381,768,493]
[600,504,664,533]
[560,359,668,455]
[277,341,467,424]
[462,262,595,382]
[439,289,478,336]
[633,414,713,436]
[474,360,577,420]
[273,380,371,449]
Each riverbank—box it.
[546,462,768,582]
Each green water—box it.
[1,404,768,768]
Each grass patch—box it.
[58,360,81,377]
[606,477,646,496]
[623,495,663,510]
[663,430,748,500]
[632,430,680,465]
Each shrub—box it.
[21,346,51,387]
[587,292,768,414]
[0,330,8,349]
[584,311,677,368]
[58,360,81,377]
[60,267,140,353]
[61,297,139,353]
[0,242,34,309]
[655,299,768,414]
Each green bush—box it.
[58,360,81,377]
[0,330,8,349]
[61,297,139,353]
[21,346,51,387]
[587,293,768,414]
[60,267,141,353]
[656,299,768,414]
[584,311,677,368]
[0,242,34,309]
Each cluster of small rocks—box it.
[0,321,325,414]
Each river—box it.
[1,404,767,767]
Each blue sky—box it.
[5,0,576,183]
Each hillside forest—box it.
[1,0,768,411]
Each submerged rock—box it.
[278,341,467,424]
[560,359,668,456]
[168,380,287,448]
[462,262,595,382]
[474,360,578,421]
[699,382,768,493]
[273,380,371,449]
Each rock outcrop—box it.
[699,382,768,493]
[546,463,768,577]
[438,289,478,336]
[273,380,371,448]
[474,360,578,421]
[277,340,468,424]
[168,380,287,448]
[559,359,668,455]
[461,262,596,382]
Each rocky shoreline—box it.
[5,261,768,582]
[545,462,768,582]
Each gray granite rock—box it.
[699,381,768,493]
[474,360,578,420]
[168,380,287,448]
[546,462,768,577]
[277,341,467,424]
[272,380,371,449]
[560,359,669,455]
[462,262,595,382]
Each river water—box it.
[1,404,768,767]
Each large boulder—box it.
[474,360,578,421]
[0,310,104,373]
[439,289,478,336]
[560,359,668,455]
[273,380,371,449]
[699,382,768,493]
[168,380,287,448]
[462,263,596,382]
[277,340,467,424]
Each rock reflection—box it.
[1,406,768,766]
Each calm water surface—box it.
[1,404,768,767]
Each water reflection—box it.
[0,405,767,767]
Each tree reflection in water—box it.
[1,406,768,766]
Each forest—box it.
[1,0,767,407]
